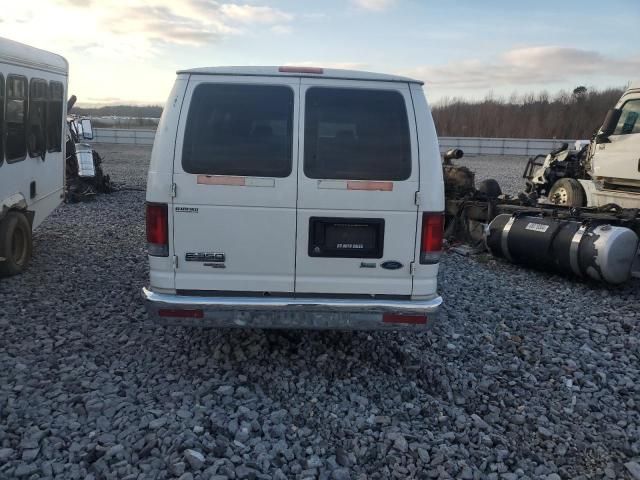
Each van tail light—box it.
[146,203,169,257]
[420,212,444,264]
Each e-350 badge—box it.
[185,252,225,262]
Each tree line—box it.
[431,86,625,139]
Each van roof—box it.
[177,66,424,85]
[629,80,640,91]
[0,37,68,75]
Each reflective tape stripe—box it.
[570,224,588,276]
[501,215,516,262]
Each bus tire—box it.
[0,211,33,277]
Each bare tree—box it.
[432,86,624,139]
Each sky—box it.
[1,0,638,107]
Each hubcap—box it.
[11,227,27,265]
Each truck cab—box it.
[586,81,640,208]
[524,82,640,210]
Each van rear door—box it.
[172,76,299,293]
[295,80,419,296]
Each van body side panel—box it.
[410,84,444,297]
[147,77,188,291]
[171,75,299,293]
[295,79,419,296]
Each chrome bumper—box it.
[142,287,441,331]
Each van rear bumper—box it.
[142,287,441,331]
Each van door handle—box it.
[637,158,640,172]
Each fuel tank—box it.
[485,214,640,284]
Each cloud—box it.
[404,46,640,90]
[55,0,91,6]
[219,4,293,24]
[13,1,295,52]
[351,0,396,11]
[102,5,229,46]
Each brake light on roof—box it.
[420,212,444,264]
[278,66,324,74]
[146,203,169,257]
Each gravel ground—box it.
[0,144,639,480]
[457,155,530,196]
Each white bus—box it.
[0,37,68,276]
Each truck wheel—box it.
[0,211,33,277]
[478,179,502,198]
[549,179,586,207]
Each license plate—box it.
[309,217,384,258]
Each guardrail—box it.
[93,128,583,156]
[438,137,583,156]
[94,128,156,146]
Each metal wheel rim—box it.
[11,227,27,266]
[552,186,569,205]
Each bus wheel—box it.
[0,211,33,277]
[549,178,586,207]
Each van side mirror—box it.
[80,118,94,140]
[596,108,622,144]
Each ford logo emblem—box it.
[381,261,403,270]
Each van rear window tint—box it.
[304,87,411,180]
[182,84,294,177]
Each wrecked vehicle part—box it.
[443,150,640,283]
[442,149,504,244]
[64,115,115,202]
[523,143,590,203]
[443,139,640,283]
[485,213,639,284]
[75,143,96,177]
[65,147,114,203]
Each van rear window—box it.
[182,84,294,177]
[304,87,411,180]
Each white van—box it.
[143,66,444,330]
[0,38,68,276]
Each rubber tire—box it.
[548,178,586,207]
[477,178,502,198]
[0,211,33,277]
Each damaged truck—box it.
[65,95,114,202]
[445,82,640,284]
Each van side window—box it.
[0,75,4,165]
[304,88,411,181]
[6,75,27,163]
[182,84,294,177]
[614,99,640,135]
[29,78,48,158]
[47,81,64,152]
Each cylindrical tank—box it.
[485,214,640,284]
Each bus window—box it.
[29,78,47,158]
[6,75,27,163]
[47,81,64,152]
